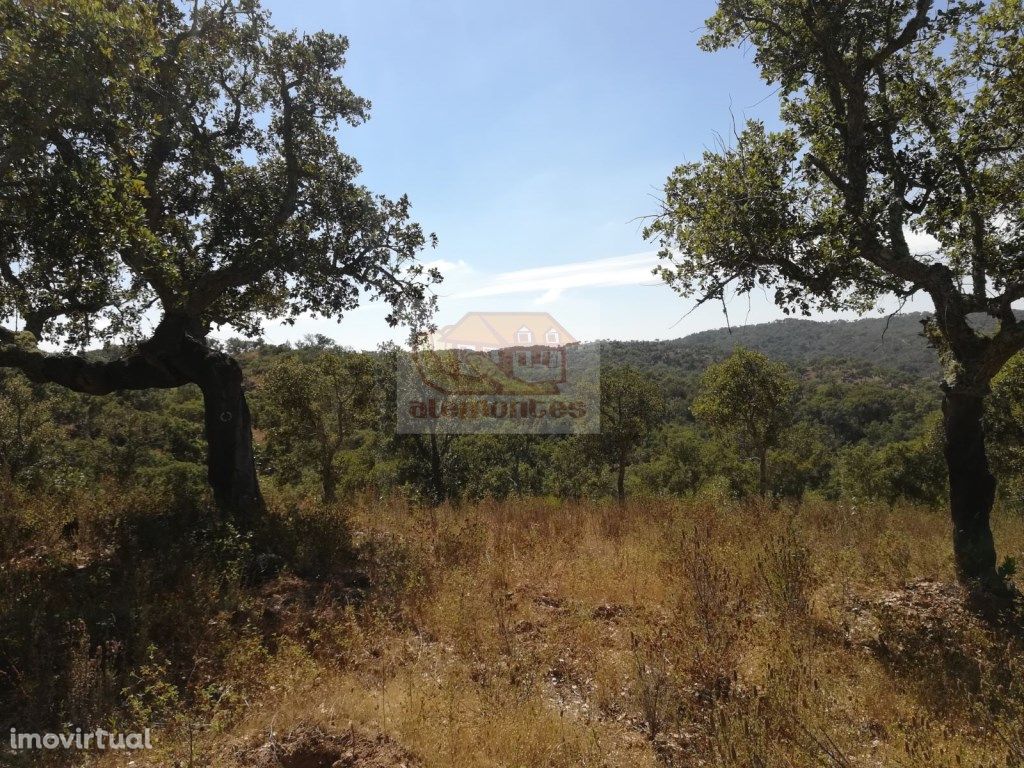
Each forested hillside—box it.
[5,315,1019,517]
[603,311,1023,378]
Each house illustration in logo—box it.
[432,312,577,352]
[415,312,579,395]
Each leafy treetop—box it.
[646,0,1024,392]
[0,0,438,355]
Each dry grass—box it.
[92,495,1024,767]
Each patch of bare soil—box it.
[232,572,367,649]
[233,723,421,768]
[846,578,1022,653]
[844,578,1024,707]
[845,579,980,651]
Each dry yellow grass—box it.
[95,495,1024,768]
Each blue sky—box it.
[255,0,934,348]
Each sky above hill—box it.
[253,0,937,349]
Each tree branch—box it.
[276,71,302,227]
[805,153,848,192]
[993,282,1024,323]
[0,327,188,395]
[21,299,109,339]
[982,320,1024,383]
[865,0,933,70]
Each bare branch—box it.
[805,153,848,192]
[865,0,934,70]
[0,327,188,395]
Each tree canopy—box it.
[646,0,1024,587]
[258,347,375,503]
[646,0,1024,390]
[692,347,797,498]
[599,365,665,504]
[0,0,438,520]
[0,0,438,360]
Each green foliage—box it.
[0,0,163,346]
[798,367,938,445]
[0,370,60,481]
[541,435,609,500]
[257,347,376,502]
[0,0,438,347]
[651,120,872,315]
[831,415,947,506]
[257,485,355,581]
[636,424,713,497]
[601,366,666,447]
[0,326,978,512]
[692,347,798,496]
[692,347,797,448]
[769,421,836,499]
[0,0,440,520]
[452,435,547,501]
[655,0,1024,325]
[988,353,1024,511]
[599,365,666,502]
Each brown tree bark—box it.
[0,318,265,528]
[941,387,999,587]
[195,351,264,528]
[320,453,338,505]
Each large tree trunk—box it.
[941,388,999,587]
[196,351,263,528]
[2,315,266,526]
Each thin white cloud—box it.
[454,251,660,301]
[534,287,564,305]
[445,232,944,306]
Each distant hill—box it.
[602,312,952,378]
[207,310,1017,382]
